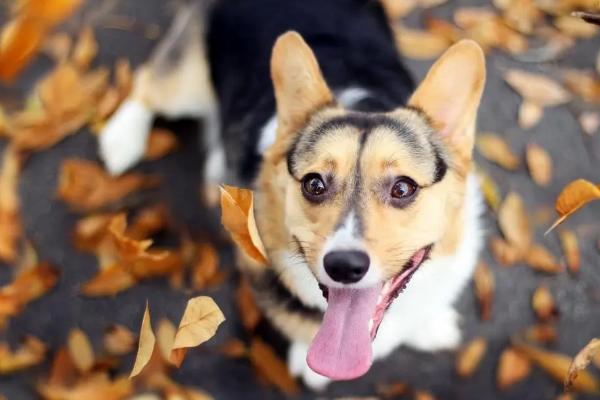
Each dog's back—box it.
[207,0,414,183]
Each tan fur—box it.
[252,37,485,341]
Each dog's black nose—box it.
[323,250,370,284]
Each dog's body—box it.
[100,0,485,389]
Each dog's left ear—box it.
[408,40,485,159]
[270,31,333,146]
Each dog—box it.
[99,0,486,390]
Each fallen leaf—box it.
[57,159,160,211]
[0,146,22,262]
[47,347,77,387]
[104,325,136,356]
[126,204,168,240]
[473,262,494,320]
[169,296,225,367]
[498,192,531,254]
[425,17,462,43]
[72,26,97,70]
[380,0,417,19]
[81,263,137,297]
[67,328,95,374]
[526,143,553,186]
[156,318,176,362]
[562,69,600,104]
[555,15,598,38]
[0,336,46,374]
[394,25,451,60]
[249,337,299,395]
[559,229,580,274]
[524,323,558,344]
[476,169,501,211]
[220,185,268,266]
[566,338,600,392]
[236,277,262,332]
[130,302,156,378]
[477,133,520,170]
[219,338,248,358]
[514,341,600,393]
[518,101,544,129]
[504,69,571,106]
[501,0,543,34]
[38,372,133,400]
[547,179,600,233]
[375,381,410,399]
[72,213,116,252]
[41,32,72,62]
[525,244,561,274]
[489,236,522,266]
[191,243,225,290]
[456,337,487,378]
[108,214,167,262]
[497,347,532,390]
[532,286,559,321]
[115,59,133,99]
[414,390,436,400]
[579,111,599,135]
[144,128,178,161]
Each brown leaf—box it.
[38,372,133,400]
[497,347,531,390]
[456,337,487,378]
[47,347,78,387]
[80,263,137,297]
[489,236,522,266]
[554,15,598,38]
[72,213,116,252]
[42,33,72,62]
[380,0,417,19]
[518,101,544,129]
[579,111,600,135]
[108,214,167,262]
[249,337,300,395]
[104,325,136,356]
[562,69,600,104]
[414,390,436,400]
[477,133,519,170]
[191,243,225,290]
[144,128,179,161]
[130,302,156,378]
[156,318,177,364]
[57,159,160,211]
[524,323,558,344]
[504,69,571,106]
[0,146,22,262]
[532,286,559,321]
[219,338,248,358]
[220,185,268,266]
[501,0,543,34]
[514,341,600,393]
[526,143,553,186]
[115,59,133,99]
[425,17,462,43]
[498,192,531,254]
[473,262,494,320]
[476,169,501,211]
[72,26,97,70]
[559,229,580,274]
[236,277,262,332]
[67,328,95,374]
[169,296,225,367]
[394,25,451,60]
[525,244,561,274]
[126,204,168,240]
[0,336,46,374]
[566,338,600,392]
[547,179,600,233]
[375,381,410,399]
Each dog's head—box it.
[254,32,485,380]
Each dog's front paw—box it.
[288,341,330,391]
[405,308,462,352]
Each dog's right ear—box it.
[270,31,333,147]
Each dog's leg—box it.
[288,341,330,391]
[403,307,462,352]
[99,2,218,175]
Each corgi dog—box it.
[99,0,486,390]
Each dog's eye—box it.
[391,177,418,199]
[302,173,327,200]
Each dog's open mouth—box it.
[307,244,433,381]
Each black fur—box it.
[207,0,415,184]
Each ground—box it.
[0,0,600,399]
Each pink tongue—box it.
[307,284,382,380]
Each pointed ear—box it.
[408,40,485,158]
[271,31,333,141]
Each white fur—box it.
[99,100,154,175]
[289,173,484,390]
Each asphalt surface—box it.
[1,1,600,399]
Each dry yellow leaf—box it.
[554,15,598,38]
[514,341,600,393]
[476,169,501,211]
[72,26,98,70]
[489,236,522,266]
[249,337,300,395]
[501,0,543,34]
[473,262,494,321]
[563,69,600,104]
[394,25,451,60]
[505,69,571,106]
[525,244,561,274]
[532,286,558,321]
[526,143,552,186]
[559,229,580,274]
[38,372,133,400]
[80,263,137,297]
[130,302,156,378]
[425,17,462,43]
[498,192,531,253]
[0,336,46,374]
[497,347,531,390]
[220,185,268,266]
[157,318,176,362]
[0,146,22,262]
[169,296,225,367]
[547,179,600,233]
[477,133,519,170]
[518,101,544,129]
[565,338,600,392]
[41,33,72,62]
[456,338,487,378]
[67,328,95,373]
[104,324,136,356]
[191,243,224,290]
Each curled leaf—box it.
[477,133,519,170]
[547,179,600,233]
[456,337,487,378]
[497,347,531,390]
[81,262,137,297]
[130,302,156,378]
[565,338,600,392]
